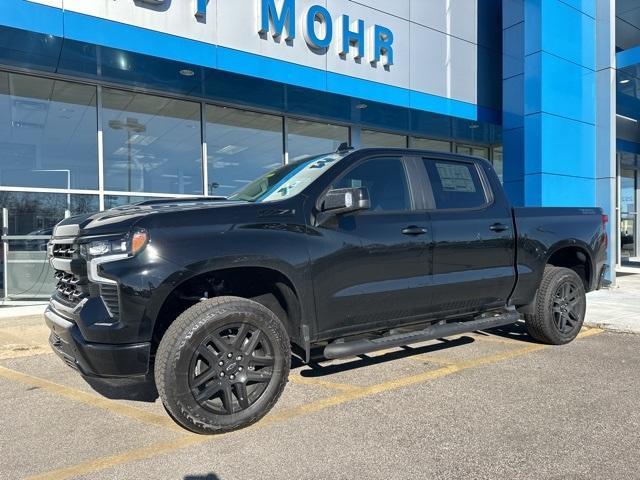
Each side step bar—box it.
[323,309,521,360]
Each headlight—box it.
[81,229,148,259]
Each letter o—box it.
[304,5,333,50]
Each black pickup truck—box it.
[45,148,608,434]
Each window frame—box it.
[419,156,494,212]
[316,155,418,215]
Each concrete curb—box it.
[584,320,640,335]
[0,305,47,320]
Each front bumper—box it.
[45,307,151,377]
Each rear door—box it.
[422,157,515,315]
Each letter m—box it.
[259,0,296,40]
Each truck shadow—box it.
[293,335,475,377]
[81,322,536,401]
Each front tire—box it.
[524,266,587,345]
[155,296,290,434]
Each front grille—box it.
[54,271,89,305]
[100,284,120,319]
[52,244,77,259]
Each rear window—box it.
[424,159,488,209]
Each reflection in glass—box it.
[410,137,451,152]
[456,144,489,160]
[620,169,637,258]
[492,146,504,182]
[0,72,98,190]
[102,89,203,195]
[206,106,283,197]
[288,119,348,161]
[360,129,407,148]
[0,192,98,300]
[104,195,167,209]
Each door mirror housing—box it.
[321,187,370,215]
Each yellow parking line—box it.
[0,365,184,433]
[23,327,604,480]
[288,374,362,392]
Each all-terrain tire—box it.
[154,296,290,434]
[524,266,586,345]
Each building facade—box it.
[0,0,636,302]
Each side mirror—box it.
[321,187,370,215]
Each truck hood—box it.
[52,198,246,238]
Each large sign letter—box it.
[340,15,365,60]
[371,25,394,67]
[259,0,296,41]
[304,5,333,50]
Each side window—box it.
[333,157,411,212]
[424,159,488,209]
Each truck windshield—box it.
[229,153,345,203]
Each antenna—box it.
[336,142,355,153]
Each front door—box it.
[309,156,433,339]
[422,157,515,315]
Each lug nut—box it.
[229,374,235,380]
[219,372,225,377]
[236,355,243,361]
[218,361,224,366]
[227,353,233,358]
[238,366,243,371]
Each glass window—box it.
[0,192,98,235]
[360,129,407,148]
[0,72,98,190]
[410,137,451,152]
[0,192,98,299]
[492,146,503,183]
[456,144,489,160]
[102,89,203,195]
[104,195,169,209]
[424,159,487,209]
[206,106,283,197]
[333,157,411,212]
[287,119,349,162]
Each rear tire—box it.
[154,296,290,434]
[524,266,586,345]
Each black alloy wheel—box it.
[551,280,585,335]
[524,266,587,345]
[188,323,276,415]
[155,296,290,434]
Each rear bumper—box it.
[45,307,150,377]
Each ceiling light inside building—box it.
[355,103,368,110]
[180,69,195,77]
[619,79,630,84]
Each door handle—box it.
[489,223,510,233]
[402,226,428,236]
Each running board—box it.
[323,309,521,360]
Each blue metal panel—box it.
[503,0,597,208]
[540,0,595,70]
[524,113,596,178]
[617,46,640,69]
[525,173,596,206]
[559,0,596,18]
[527,52,596,124]
[64,11,217,68]
[503,22,525,79]
[0,0,63,36]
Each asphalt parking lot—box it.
[1,317,639,480]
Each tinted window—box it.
[424,159,487,209]
[334,158,411,212]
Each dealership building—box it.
[0,0,638,302]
